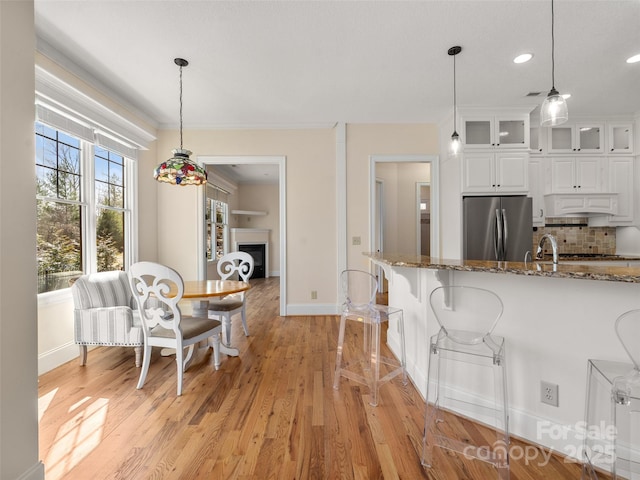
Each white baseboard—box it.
[423,381,596,465]
[38,341,79,375]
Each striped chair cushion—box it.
[72,271,132,309]
[72,270,143,346]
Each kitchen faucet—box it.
[536,234,558,264]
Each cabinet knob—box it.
[497,184,501,187]
[539,148,543,152]
[573,148,577,151]
[496,143,500,146]
[577,148,581,151]
[611,148,614,151]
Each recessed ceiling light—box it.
[513,53,533,64]
[627,54,640,64]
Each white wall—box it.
[1,2,44,478]
[345,124,439,270]
[155,125,440,311]
[156,127,339,307]
[236,183,280,276]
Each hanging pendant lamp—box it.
[540,0,568,127]
[448,46,462,155]
[154,58,207,186]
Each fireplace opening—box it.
[238,244,266,279]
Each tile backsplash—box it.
[532,217,616,255]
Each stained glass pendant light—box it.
[448,46,462,155]
[154,58,207,186]
[540,0,568,127]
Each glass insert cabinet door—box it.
[206,198,228,260]
[463,116,527,147]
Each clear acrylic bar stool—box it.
[422,285,509,479]
[333,269,407,407]
[582,309,640,480]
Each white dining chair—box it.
[208,251,254,346]
[128,261,222,396]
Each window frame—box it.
[36,122,138,298]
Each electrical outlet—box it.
[541,381,559,407]
[352,236,361,246]
[311,290,317,300]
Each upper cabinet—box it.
[607,123,634,154]
[548,157,604,194]
[462,152,529,194]
[548,123,604,154]
[461,112,529,149]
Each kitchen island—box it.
[365,252,640,465]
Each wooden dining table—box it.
[169,279,251,357]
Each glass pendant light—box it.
[540,0,568,127]
[448,46,462,155]
[154,58,207,186]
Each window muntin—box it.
[36,123,81,201]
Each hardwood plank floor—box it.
[39,277,600,479]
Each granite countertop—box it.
[364,252,640,283]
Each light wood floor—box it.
[39,277,599,479]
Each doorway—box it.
[418,182,431,256]
[197,155,287,316]
[370,155,439,289]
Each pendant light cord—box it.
[179,63,184,150]
[551,0,556,89]
[453,52,457,131]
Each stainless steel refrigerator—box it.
[463,196,533,262]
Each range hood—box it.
[544,193,618,216]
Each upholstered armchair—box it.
[71,270,144,367]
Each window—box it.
[95,147,126,272]
[36,122,133,294]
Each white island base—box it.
[377,263,639,467]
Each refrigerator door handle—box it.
[495,208,503,260]
[502,208,508,260]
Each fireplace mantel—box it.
[230,229,270,278]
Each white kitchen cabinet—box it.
[544,193,618,216]
[549,157,603,193]
[462,152,528,194]
[607,123,634,154]
[462,114,529,149]
[548,123,604,154]
[605,156,634,224]
[528,157,545,225]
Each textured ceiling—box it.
[35,0,640,131]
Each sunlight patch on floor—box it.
[41,392,109,479]
[38,388,57,422]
